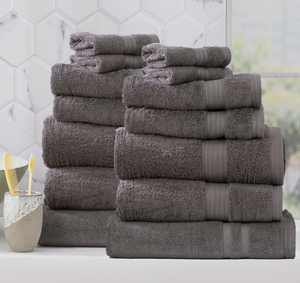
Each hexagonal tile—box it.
[0,13,34,67]
[35,13,76,65]
[0,60,14,108]
[35,103,53,146]
[15,57,52,113]
[206,15,226,46]
[57,0,97,22]
[143,0,183,23]
[164,14,204,47]
[77,12,118,34]
[14,0,55,24]
[0,0,12,19]
[0,102,35,154]
[98,0,139,23]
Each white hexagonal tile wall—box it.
[0,13,33,67]
[14,0,55,24]
[206,15,226,46]
[0,0,12,19]
[0,60,14,108]
[15,57,52,113]
[35,103,53,146]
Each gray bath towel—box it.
[53,95,125,126]
[125,106,265,139]
[51,64,142,99]
[142,66,232,85]
[44,167,118,210]
[116,179,283,222]
[106,210,295,259]
[123,74,261,110]
[70,54,146,73]
[114,126,285,185]
[42,116,116,168]
[70,32,160,56]
[142,44,231,68]
[38,205,114,247]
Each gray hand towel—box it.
[123,74,261,110]
[70,32,160,56]
[51,64,142,99]
[142,44,231,68]
[106,210,295,259]
[38,205,115,247]
[116,179,283,222]
[114,126,285,185]
[53,95,125,126]
[42,116,116,168]
[70,54,146,73]
[142,66,232,85]
[125,106,265,139]
[44,167,118,210]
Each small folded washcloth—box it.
[53,95,125,126]
[142,44,231,68]
[42,116,116,168]
[70,54,146,73]
[51,64,142,99]
[125,106,264,139]
[142,66,232,85]
[106,210,295,259]
[123,74,261,110]
[70,32,160,56]
[116,179,282,222]
[114,126,285,185]
[38,205,115,247]
[44,167,118,210]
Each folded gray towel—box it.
[51,64,142,99]
[116,179,283,222]
[106,210,295,259]
[70,54,146,73]
[42,116,116,168]
[70,32,160,56]
[114,126,285,185]
[44,167,118,210]
[142,44,231,68]
[125,106,265,139]
[142,66,232,85]
[38,205,115,247]
[53,95,125,126]
[123,74,261,110]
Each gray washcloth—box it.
[38,205,115,247]
[142,66,232,85]
[116,179,283,222]
[70,32,160,56]
[42,116,116,168]
[51,64,142,99]
[123,74,261,110]
[106,210,295,259]
[125,106,265,139]
[142,43,231,68]
[44,167,118,210]
[53,95,125,126]
[114,126,285,185]
[70,54,146,73]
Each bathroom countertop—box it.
[0,218,299,283]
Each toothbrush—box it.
[3,153,19,195]
[28,154,34,195]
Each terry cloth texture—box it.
[53,95,125,126]
[114,126,285,185]
[124,106,265,139]
[106,210,295,259]
[51,64,142,99]
[122,74,261,110]
[44,167,118,210]
[142,44,231,68]
[38,205,115,247]
[70,32,160,56]
[42,116,116,168]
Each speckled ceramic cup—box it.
[3,191,43,252]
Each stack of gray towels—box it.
[38,32,160,247]
[107,43,296,259]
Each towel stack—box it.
[38,32,160,247]
[107,44,296,259]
